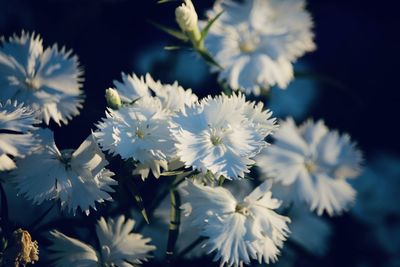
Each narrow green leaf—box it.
[127,179,150,224]
[200,11,224,42]
[160,170,186,176]
[149,21,189,42]
[164,46,182,50]
[138,208,150,224]
[197,49,223,69]
[157,0,176,3]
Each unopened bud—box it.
[175,0,199,33]
[105,88,122,109]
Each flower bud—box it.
[175,0,198,33]
[105,88,122,110]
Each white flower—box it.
[145,73,198,114]
[203,0,315,95]
[175,0,199,33]
[12,129,116,215]
[171,93,276,180]
[0,100,39,171]
[94,96,175,179]
[0,31,84,125]
[112,72,151,104]
[256,118,362,216]
[181,180,290,267]
[48,215,156,266]
[111,72,197,114]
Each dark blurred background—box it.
[1,0,399,266]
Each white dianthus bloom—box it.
[203,0,315,95]
[171,93,276,180]
[0,100,40,171]
[112,72,151,104]
[111,72,197,114]
[12,129,116,215]
[145,73,198,114]
[48,215,156,267]
[256,118,362,216]
[181,180,290,267]
[175,0,199,33]
[0,31,84,125]
[94,96,175,179]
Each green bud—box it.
[105,88,122,110]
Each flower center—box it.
[210,135,223,146]
[304,160,317,173]
[24,77,40,90]
[135,128,146,139]
[60,149,74,170]
[235,203,251,216]
[239,39,258,53]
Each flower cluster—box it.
[0,1,367,267]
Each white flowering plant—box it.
[2,1,385,267]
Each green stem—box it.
[136,174,189,231]
[165,189,181,264]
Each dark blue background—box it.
[1,0,399,266]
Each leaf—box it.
[157,0,177,3]
[164,46,182,51]
[200,11,224,43]
[160,170,186,176]
[127,179,150,224]
[197,49,223,69]
[149,21,189,42]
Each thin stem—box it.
[165,189,181,265]
[136,173,189,231]
[176,236,207,258]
